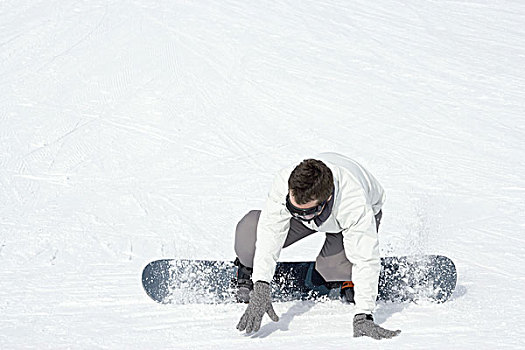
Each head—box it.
[288,159,334,206]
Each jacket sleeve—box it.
[251,171,291,283]
[338,184,381,315]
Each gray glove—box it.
[353,313,401,340]
[236,281,279,333]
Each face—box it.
[286,191,331,221]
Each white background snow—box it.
[1,0,524,348]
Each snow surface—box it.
[1,0,525,348]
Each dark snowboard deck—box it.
[142,255,456,304]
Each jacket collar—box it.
[313,189,335,226]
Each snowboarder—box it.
[234,152,401,339]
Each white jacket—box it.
[252,152,385,315]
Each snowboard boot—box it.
[341,281,355,304]
[311,268,354,303]
[234,258,253,303]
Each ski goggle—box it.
[285,194,327,221]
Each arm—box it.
[338,181,400,338]
[335,175,381,314]
[341,206,381,315]
[252,170,291,283]
[238,170,291,334]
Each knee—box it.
[234,210,261,266]
[236,210,261,237]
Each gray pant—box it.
[234,210,382,282]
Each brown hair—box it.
[288,159,333,205]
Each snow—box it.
[1,0,524,348]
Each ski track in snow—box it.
[1,0,525,348]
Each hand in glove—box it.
[237,281,279,333]
[353,313,401,340]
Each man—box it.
[234,152,401,339]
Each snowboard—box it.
[142,255,456,305]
